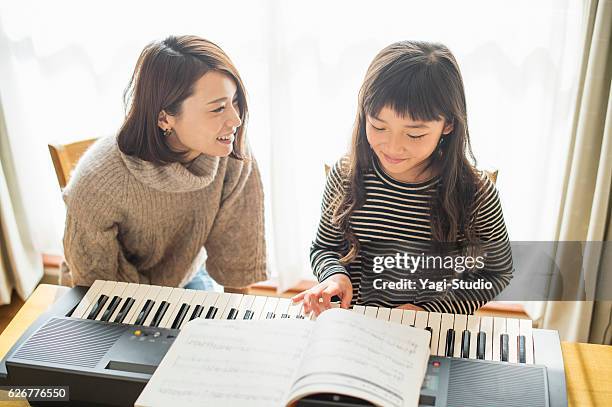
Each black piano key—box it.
[461,330,470,358]
[171,303,190,329]
[150,301,170,327]
[205,306,218,319]
[477,331,486,359]
[190,305,204,321]
[113,297,134,323]
[87,294,109,320]
[424,327,433,346]
[501,333,509,362]
[266,312,274,319]
[100,296,121,322]
[445,329,455,357]
[227,308,238,320]
[134,299,155,325]
[296,315,305,319]
[243,310,253,320]
[518,335,527,363]
[281,314,289,319]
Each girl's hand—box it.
[291,274,353,316]
[396,303,425,311]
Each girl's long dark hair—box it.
[334,41,482,263]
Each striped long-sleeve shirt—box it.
[310,156,513,314]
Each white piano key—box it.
[364,306,378,319]
[506,318,520,363]
[352,305,365,315]
[466,315,480,359]
[274,298,292,319]
[376,307,391,322]
[401,310,416,325]
[286,300,303,319]
[236,295,256,320]
[492,317,507,362]
[260,297,280,320]
[95,282,127,321]
[414,311,429,329]
[179,291,211,328]
[220,293,244,319]
[158,288,186,328]
[72,280,106,318]
[519,318,534,364]
[480,316,494,361]
[212,293,233,320]
[437,313,455,356]
[108,283,139,323]
[453,314,468,358]
[127,285,161,325]
[389,309,403,324]
[83,281,117,320]
[124,284,155,324]
[249,295,268,320]
[426,312,442,356]
[161,289,196,328]
[143,286,173,326]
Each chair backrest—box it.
[48,138,97,189]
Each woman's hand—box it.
[291,274,353,316]
[396,303,425,311]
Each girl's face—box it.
[366,106,453,182]
[159,70,242,161]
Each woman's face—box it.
[159,70,242,161]
[366,105,453,182]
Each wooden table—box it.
[1,284,611,407]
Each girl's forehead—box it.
[369,106,442,125]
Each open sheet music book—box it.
[135,308,431,407]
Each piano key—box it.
[149,301,170,327]
[477,331,486,360]
[205,306,218,319]
[376,307,391,322]
[426,312,442,356]
[480,316,494,360]
[389,309,403,324]
[125,285,161,325]
[95,282,127,321]
[86,294,109,320]
[193,305,206,319]
[274,298,292,319]
[437,313,455,356]
[243,310,253,320]
[212,293,233,320]
[227,308,238,320]
[364,306,378,319]
[236,295,256,320]
[500,334,510,362]
[453,314,468,358]
[506,318,520,363]
[466,315,480,359]
[286,299,303,319]
[220,294,244,319]
[179,291,210,328]
[108,283,139,322]
[249,296,268,320]
[158,288,187,328]
[519,319,534,364]
[461,330,470,358]
[134,299,155,325]
[72,280,106,318]
[198,292,220,322]
[352,305,365,315]
[401,310,416,326]
[113,297,135,323]
[265,311,275,319]
[492,317,506,362]
[82,281,116,319]
[162,289,196,329]
[424,327,433,347]
[414,311,429,329]
[518,335,527,363]
[445,329,456,357]
[143,287,173,326]
[260,297,280,321]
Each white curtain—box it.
[0,0,588,292]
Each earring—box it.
[163,128,173,137]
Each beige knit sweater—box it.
[60,135,267,288]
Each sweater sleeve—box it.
[61,172,140,287]
[310,158,352,282]
[419,172,513,314]
[204,156,268,288]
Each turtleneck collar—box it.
[119,147,220,193]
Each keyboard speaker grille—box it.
[12,317,125,369]
[447,359,548,407]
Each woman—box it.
[60,35,267,289]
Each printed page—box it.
[135,318,313,407]
[285,308,430,407]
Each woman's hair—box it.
[117,35,248,163]
[334,40,482,263]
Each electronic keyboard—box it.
[0,281,568,406]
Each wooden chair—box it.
[48,138,97,189]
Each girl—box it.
[294,41,512,315]
[60,35,267,289]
